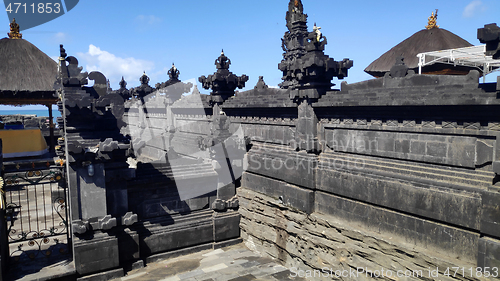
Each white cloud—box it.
[463,0,486,18]
[52,32,68,43]
[76,44,154,88]
[135,15,162,25]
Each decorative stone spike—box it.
[116,76,130,100]
[254,76,269,91]
[199,50,249,105]
[130,72,154,99]
[155,64,193,104]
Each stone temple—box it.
[1,1,500,280]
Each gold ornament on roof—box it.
[8,18,22,39]
[426,10,439,30]
[313,23,322,42]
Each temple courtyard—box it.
[108,243,306,281]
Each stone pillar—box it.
[296,99,318,152]
[0,209,5,281]
[56,45,137,279]
[0,140,6,281]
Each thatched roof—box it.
[365,28,473,78]
[0,38,57,92]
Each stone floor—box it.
[111,243,308,281]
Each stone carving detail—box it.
[55,45,130,166]
[254,76,269,91]
[319,118,495,132]
[226,196,239,209]
[130,72,154,100]
[121,212,138,226]
[154,64,193,104]
[403,120,416,127]
[116,77,131,100]
[442,121,458,129]
[478,23,500,59]
[199,50,249,105]
[72,220,89,235]
[8,18,22,39]
[279,0,353,101]
[422,121,436,128]
[212,199,226,211]
[488,122,500,131]
[211,196,239,211]
[389,56,410,78]
[98,215,117,230]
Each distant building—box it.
[365,11,475,78]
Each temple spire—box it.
[279,0,353,100]
[8,18,22,39]
[199,51,249,105]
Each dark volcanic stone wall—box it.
[232,73,500,280]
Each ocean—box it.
[0,110,61,123]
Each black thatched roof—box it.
[0,37,57,93]
[365,28,473,78]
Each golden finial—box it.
[426,10,439,30]
[7,18,22,39]
[313,23,322,42]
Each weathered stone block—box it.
[316,168,482,230]
[410,140,426,155]
[315,191,480,263]
[242,172,314,213]
[426,142,447,158]
[139,218,213,257]
[74,234,120,276]
[478,237,500,270]
[394,139,410,153]
[376,137,395,152]
[117,230,140,263]
[246,148,316,189]
[77,163,107,220]
[105,186,128,217]
[76,268,123,281]
[481,190,500,238]
[447,138,476,168]
[214,211,240,242]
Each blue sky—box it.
[1,0,499,110]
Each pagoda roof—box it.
[0,37,58,105]
[365,27,473,78]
